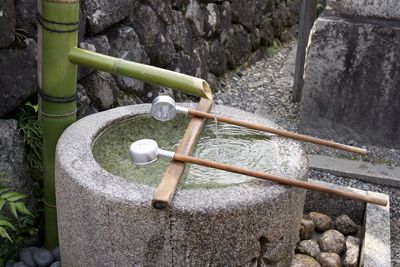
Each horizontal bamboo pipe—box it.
[172,153,387,206]
[68,47,213,100]
[186,109,367,155]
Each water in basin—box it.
[92,114,279,189]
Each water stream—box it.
[93,114,279,190]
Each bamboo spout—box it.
[68,47,213,100]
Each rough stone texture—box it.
[295,239,320,258]
[318,230,346,255]
[343,236,359,267]
[208,39,227,76]
[335,214,358,235]
[76,83,96,119]
[1,0,301,119]
[51,247,60,262]
[82,35,111,55]
[316,252,341,267]
[78,34,112,80]
[131,4,176,67]
[77,41,96,81]
[80,72,119,110]
[291,254,321,267]
[328,0,400,20]
[168,51,195,76]
[0,119,31,195]
[304,180,366,225]
[172,0,189,8]
[203,3,220,38]
[360,191,391,267]
[49,262,60,267]
[0,38,37,117]
[299,219,315,240]
[33,248,54,267]
[167,10,194,53]
[231,0,256,32]
[143,0,174,25]
[306,212,333,232]
[81,0,135,35]
[106,25,149,96]
[56,104,308,266]
[185,0,204,36]
[14,0,36,39]
[259,17,274,46]
[250,27,261,51]
[12,262,28,267]
[18,247,36,267]
[224,24,252,68]
[191,39,209,78]
[0,0,15,48]
[300,13,400,149]
[218,1,232,42]
[308,154,400,189]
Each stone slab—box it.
[308,155,400,188]
[328,0,400,20]
[360,191,391,267]
[300,13,400,149]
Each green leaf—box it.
[0,186,10,194]
[6,193,27,202]
[0,219,16,230]
[0,226,12,242]
[15,202,33,217]
[0,199,6,210]
[8,203,18,219]
[1,192,26,201]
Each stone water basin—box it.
[55,103,308,266]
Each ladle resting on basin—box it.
[129,139,386,206]
[151,96,367,155]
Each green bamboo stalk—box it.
[39,0,79,249]
[68,48,213,100]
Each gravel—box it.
[213,41,400,266]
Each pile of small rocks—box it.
[6,247,60,267]
[292,212,360,267]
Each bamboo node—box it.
[38,87,77,103]
[43,198,57,209]
[41,109,77,118]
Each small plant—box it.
[267,39,283,56]
[15,28,28,44]
[15,102,43,183]
[0,186,33,242]
[0,102,43,264]
[0,184,36,265]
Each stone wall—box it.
[299,1,400,149]
[0,0,300,118]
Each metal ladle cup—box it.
[129,139,174,165]
[151,96,188,121]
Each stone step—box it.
[308,154,400,188]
